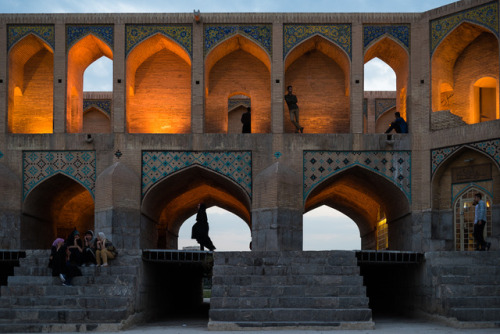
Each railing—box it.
[355,250,424,264]
[142,249,211,263]
[0,250,26,263]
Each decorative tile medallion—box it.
[431,139,500,176]
[0,151,3,159]
[23,151,96,200]
[363,24,410,50]
[375,98,396,120]
[126,24,192,57]
[431,1,498,55]
[83,99,112,117]
[304,151,411,202]
[283,24,352,59]
[142,151,252,197]
[67,25,114,50]
[228,98,251,112]
[8,25,55,51]
[204,24,272,57]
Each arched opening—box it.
[284,35,350,133]
[431,147,500,250]
[84,56,113,91]
[227,94,251,134]
[432,22,499,125]
[67,34,113,133]
[364,37,409,133]
[303,205,361,250]
[304,166,410,250]
[473,77,498,123]
[82,106,111,133]
[126,34,191,133]
[8,34,53,133]
[22,173,94,249]
[205,35,271,133]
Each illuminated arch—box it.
[126,33,192,133]
[142,165,251,249]
[83,106,111,133]
[8,33,53,133]
[67,34,113,133]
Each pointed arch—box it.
[205,34,271,133]
[284,35,351,134]
[8,33,53,133]
[431,22,499,124]
[22,173,95,249]
[142,165,251,249]
[126,33,191,133]
[83,106,111,133]
[67,34,113,133]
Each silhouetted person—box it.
[285,85,304,133]
[385,111,408,133]
[241,107,251,133]
[473,193,490,251]
[191,203,216,251]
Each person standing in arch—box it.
[473,193,490,251]
[191,203,216,251]
[241,107,251,133]
[284,85,304,133]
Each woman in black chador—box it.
[191,203,216,251]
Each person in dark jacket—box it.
[385,111,408,133]
[66,229,83,266]
[241,107,251,133]
[284,85,304,133]
[191,203,216,251]
[82,230,97,266]
[48,238,81,286]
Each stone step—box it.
[212,274,363,286]
[213,265,360,276]
[0,322,121,333]
[212,284,366,298]
[1,284,135,297]
[449,307,500,322]
[7,274,136,286]
[209,308,372,322]
[0,308,129,323]
[445,296,500,309]
[0,295,131,309]
[425,251,500,267]
[211,296,369,309]
[14,264,140,276]
[440,284,500,297]
[439,273,499,285]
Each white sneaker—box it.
[102,263,108,267]
[59,273,66,283]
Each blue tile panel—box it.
[375,99,396,120]
[431,1,498,55]
[142,151,252,198]
[283,24,352,59]
[363,25,410,50]
[204,24,272,57]
[126,24,192,57]
[431,139,500,176]
[8,25,55,51]
[304,151,411,202]
[66,25,114,51]
[23,151,96,200]
[0,151,3,159]
[83,99,112,117]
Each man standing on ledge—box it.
[285,85,304,133]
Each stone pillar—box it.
[53,22,66,133]
[113,23,125,133]
[350,22,364,134]
[0,164,21,248]
[191,20,204,134]
[0,22,6,133]
[252,161,302,251]
[271,21,284,134]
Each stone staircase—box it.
[423,251,500,327]
[208,251,374,330]
[0,249,141,333]
[431,110,467,130]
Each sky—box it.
[2,0,458,251]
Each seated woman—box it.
[95,232,117,267]
[66,229,83,266]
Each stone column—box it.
[0,22,6,133]
[113,23,126,133]
[53,22,66,133]
[271,21,284,134]
[191,20,204,134]
[350,21,364,135]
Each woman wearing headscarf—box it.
[95,232,117,267]
[191,203,216,251]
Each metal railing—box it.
[142,249,211,263]
[355,250,424,264]
[0,250,26,262]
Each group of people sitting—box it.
[48,229,117,286]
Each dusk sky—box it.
[2,0,458,250]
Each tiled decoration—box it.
[8,25,55,51]
[363,24,410,50]
[431,139,500,176]
[142,151,252,197]
[204,24,272,56]
[0,151,3,159]
[283,24,352,59]
[431,1,498,55]
[83,99,112,117]
[304,151,411,202]
[67,25,114,50]
[126,24,192,57]
[375,98,396,120]
[228,98,251,112]
[23,151,96,200]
